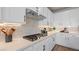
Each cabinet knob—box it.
[52,38,55,41]
[43,45,45,51]
[53,39,55,41]
[68,38,69,40]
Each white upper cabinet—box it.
[38,7,54,27]
[45,8,54,27]
[48,9,54,27]
[26,7,47,17]
[0,8,2,20]
[26,7,37,12]
[54,8,79,27]
[38,7,47,25]
[2,7,26,23]
[26,7,45,15]
[38,7,44,15]
[69,8,79,26]
[0,8,4,22]
[0,7,54,26]
[1,7,47,23]
[54,11,71,27]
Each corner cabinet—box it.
[2,7,26,23]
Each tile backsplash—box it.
[13,19,41,40]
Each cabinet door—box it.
[47,8,53,27]
[64,34,71,48]
[26,7,37,12]
[43,8,48,17]
[23,40,44,51]
[49,13,54,27]
[43,38,51,51]
[0,7,4,22]
[38,7,44,16]
[69,35,79,50]
[43,36,55,51]
[56,33,79,49]
[42,8,48,25]
[69,8,79,26]
[54,11,70,27]
[0,8,2,20]
[3,7,26,23]
[32,41,43,51]
[54,13,63,27]
[55,33,68,47]
[55,33,65,45]
[49,36,55,50]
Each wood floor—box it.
[52,44,77,51]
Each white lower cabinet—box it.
[55,33,71,48]
[63,34,79,50]
[49,36,55,50]
[45,36,56,51]
[23,33,79,51]
[43,37,51,51]
[68,34,79,50]
[32,41,44,51]
[55,33,79,50]
[23,41,43,51]
[63,34,71,48]
[55,33,68,47]
[23,36,55,51]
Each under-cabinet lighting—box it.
[0,23,22,26]
[39,25,53,28]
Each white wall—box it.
[54,8,79,27]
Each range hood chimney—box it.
[25,8,46,20]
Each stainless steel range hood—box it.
[25,8,46,20]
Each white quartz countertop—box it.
[0,31,55,51]
[0,30,79,51]
[59,32,79,37]
[0,38,32,51]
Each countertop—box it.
[59,31,79,37]
[0,31,55,51]
[0,30,78,51]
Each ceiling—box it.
[48,7,78,13]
